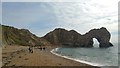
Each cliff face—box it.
[1,25,51,46]
[83,27,113,48]
[43,28,82,47]
[1,25,113,47]
[43,27,113,48]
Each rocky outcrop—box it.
[83,27,113,48]
[43,27,113,48]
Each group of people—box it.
[38,47,46,50]
[28,46,47,53]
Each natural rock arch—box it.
[43,27,113,48]
[84,27,113,48]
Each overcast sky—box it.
[2,0,119,43]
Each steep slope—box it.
[43,28,82,47]
[1,25,50,46]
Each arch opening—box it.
[93,38,99,48]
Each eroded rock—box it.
[43,27,113,48]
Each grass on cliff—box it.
[1,25,45,46]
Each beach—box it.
[2,45,100,68]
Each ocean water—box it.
[52,43,118,66]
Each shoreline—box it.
[2,45,100,68]
[50,48,101,67]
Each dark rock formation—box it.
[43,27,113,48]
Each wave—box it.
[50,48,103,67]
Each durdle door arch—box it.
[84,27,113,48]
[44,27,113,48]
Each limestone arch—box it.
[87,27,113,48]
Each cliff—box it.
[43,27,113,48]
[1,24,113,48]
[1,25,51,46]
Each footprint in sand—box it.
[12,64,16,66]
[16,52,19,54]
[4,62,8,66]
[18,66,23,67]
[24,58,28,60]
[19,56,22,58]
[58,63,61,65]
[7,60,11,63]
[3,57,7,59]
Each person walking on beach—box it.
[28,46,33,53]
[28,40,35,53]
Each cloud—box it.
[1,0,90,2]
[48,1,118,43]
[2,1,118,43]
[47,2,118,33]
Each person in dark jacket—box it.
[28,46,33,53]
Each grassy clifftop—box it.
[1,25,50,46]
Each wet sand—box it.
[2,45,100,68]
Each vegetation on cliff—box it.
[1,25,50,46]
[1,25,113,48]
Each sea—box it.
[51,43,118,67]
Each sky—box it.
[2,0,119,43]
